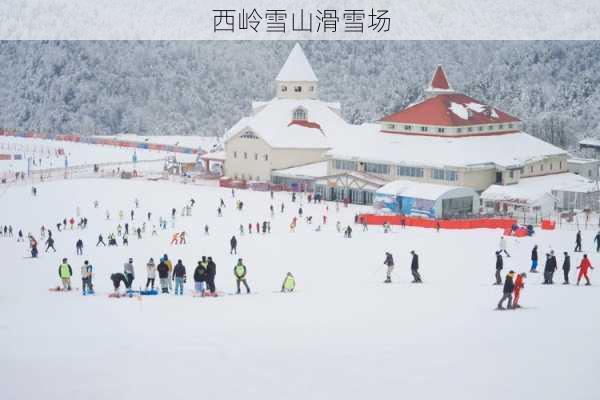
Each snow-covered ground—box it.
[0,137,199,175]
[1,178,599,400]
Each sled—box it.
[140,289,158,296]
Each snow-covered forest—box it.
[0,41,598,149]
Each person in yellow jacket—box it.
[281,272,296,293]
[58,258,73,291]
[234,258,251,294]
[163,254,173,290]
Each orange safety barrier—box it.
[540,219,556,230]
[359,214,517,231]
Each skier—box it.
[117,224,122,236]
[157,258,170,293]
[45,236,56,252]
[575,230,582,252]
[96,234,106,246]
[220,198,225,208]
[173,259,186,295]
[81,260,94,295]
[239,224,244,235]
[179,231,187,244]
[204,225,209,235]
[193,260,207,295]
[29,236,38,258]
[494,251,503,285]
[206,256,217,295]
[383,252,394,283]
[576,254,593,285]
[230,235,237,254]
[17,230,23,242]
[147,212,152,221]
[298,207,303,217]
[248,223,252,234]
[217,207,222,217]
[234,258,251,294]
[281,203,284,213]
[163,254,173,291]
[595,231,600,252]
[410,250,422,283]
[123,258,135,288]
[124,223,129,235]
[562,251,571,284]
[130,210,135,220]
[499,236,510,257]
[543,251,557,284]
[512,272,526,308]
[58,258,73,291]
[281,272,296,293]
[146,258,156,290]
[170,232,179,245]
[136,227,141,239]
[122,235,129,246]
[497,270,515,310]
[530,245,539,273]
[110,272,130,294]
[75,239,84,255]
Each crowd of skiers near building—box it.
[494,231,595,310]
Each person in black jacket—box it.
[230,236,237,255]
[173,260,186,295]
[543,252,558,284]
[575,230,582,252]
[383,252,394,283]
[206,256,217,294]
[595,231,600,252]
[495,251,503,285]
[157,260,170,293]
[530,245,538,273]
[110,272,129,293]
[45,236,56,252]
[497,271,515,310]
[193,261,207,295]
[75,239,84,255]
[410,250,422,283]
[562,252,571,284]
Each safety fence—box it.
[358,214,518,230]
[0,129,202,155]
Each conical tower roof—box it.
[429,65,451,90]
[276,43,318,82]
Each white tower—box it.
[275,43,318,100]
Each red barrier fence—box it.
[359,214,517,230]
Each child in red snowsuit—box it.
[513,272,526,308]
[577,254,594,285]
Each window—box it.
[488,125,494,131]
[509,171,514,179]
[438,128,445,133]
[294,86,302,92]
[559,161,562,169]
[550,163,553,170]
[508,123,513,129]
[457,128,462,133]
[499,124,504,129]
[334,159,357,171]
[478,126,484,132]
[540,164,544,172]
[293,108,307,120]
[309,86,314,92]
[421,126,428,132]
[530,166,533,173]
[365,162,390,175]
[467,127,473,132]
[254,153,258,160]
[264,154,268,161]
[240,131,258,139]
[397,166,424,178]
[385,124,395,130]
[519,168,524,174]
[281,86,287,92]
[431,168,458,181]
[244,152,247,159]
[233,151,237,158]
[404,125,412,131]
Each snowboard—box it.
[49,286,78,292]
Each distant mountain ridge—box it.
[0,41,598,150]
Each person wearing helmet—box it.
[281,272,296,293]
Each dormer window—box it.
[294,86,302,93]
[293,108,307,120]
[281,85,287,92]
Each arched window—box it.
[293,108,307,121]
[281,85,287,92]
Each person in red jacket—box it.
[577,254,594,285]
[513,272,527,308]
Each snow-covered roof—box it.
[224,98,349,149]
[327,124,567,169]
[376,180,477,201]
[275,43,318,83]
[567,157,599,165]
[380,92,520,127]
[272,161,328,179]
[428,65,452,91]
[579,138,600,147]
[199,150,225,161]
[482,173,599,204]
